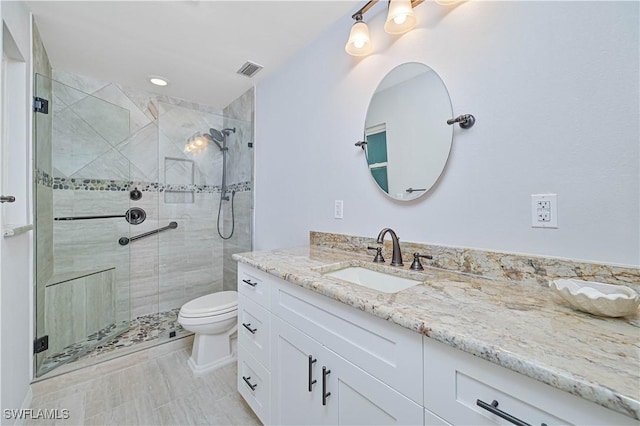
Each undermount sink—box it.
[323,266,421,294]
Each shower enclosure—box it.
[33,72,254,378]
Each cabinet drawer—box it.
[238,262,272,307]
[423,338,637,426]
[238,343,271,425]
[271,278,423,405]
[238,294,271,368]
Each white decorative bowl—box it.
[549,279,639,317]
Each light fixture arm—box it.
[351,0,424,20]
[351,0,378,19]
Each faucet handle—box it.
[410,252,433,271]
[367,246,385,263]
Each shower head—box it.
[202,129,223,151]
[208,128,225,143]
[206,127,235,151]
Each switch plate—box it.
[334,200,343,219]
[531,194,557,228]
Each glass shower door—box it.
[34,74,132,376]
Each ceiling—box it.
[27,1,358,110]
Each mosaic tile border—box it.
[36,169,251,194]
[310,231,640,290]
[36,169,54,187]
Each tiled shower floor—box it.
[38,308,190,378]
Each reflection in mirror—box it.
[364,62,453,201]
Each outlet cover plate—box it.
[531,194,557,228]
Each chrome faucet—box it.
[376,228,403,266]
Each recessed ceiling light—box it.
[148,76,169,87]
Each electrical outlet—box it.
[537,200,550,210]
[537,211,550,222]
[334,200,343,219]
[531,194,557,228]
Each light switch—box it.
[334,200,343,219]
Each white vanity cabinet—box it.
[236,263,638,426]
[423,338,637,426]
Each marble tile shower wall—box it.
[43,69,253,319]
[223,87,254,291]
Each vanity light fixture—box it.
[148,75,169,87]
[345,0,424,56]
[345,14,373,56]
[384,0,417,34]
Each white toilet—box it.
[178,290,238,375]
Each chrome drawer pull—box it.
[308,355,317,392]
[322,366,331,406]
[476,399,532,426]
[242,376,257,391]
[242,279,258,287]
[242,323,257,334]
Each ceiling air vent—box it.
[236,61,263,78]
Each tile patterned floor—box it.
[28,338,260,426]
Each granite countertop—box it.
[233,245,640,420]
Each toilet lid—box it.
[180,291,238,317]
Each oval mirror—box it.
[363,62,453,201]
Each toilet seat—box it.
[179,291,237,318]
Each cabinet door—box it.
[272,316,331,425]
[322,347,424,426]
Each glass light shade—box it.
[384,0,416,34]
[345,20,373,56]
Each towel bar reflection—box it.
[406,187,426,194]
[119,221,178,246]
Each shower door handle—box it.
[0,195,15,203]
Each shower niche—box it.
[164,157,195,204]
[33,72,254,378]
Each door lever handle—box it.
[0,196,15,203]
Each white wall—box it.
[0,0,33,420]
[255,1,639,266]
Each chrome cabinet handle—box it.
[322,366,331,406]
[476,399,534,426]
[242,323,257,334]
[242,376,257,391]
[308,355,317,392]
[0,196,15,203]
[242,279,257,287]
